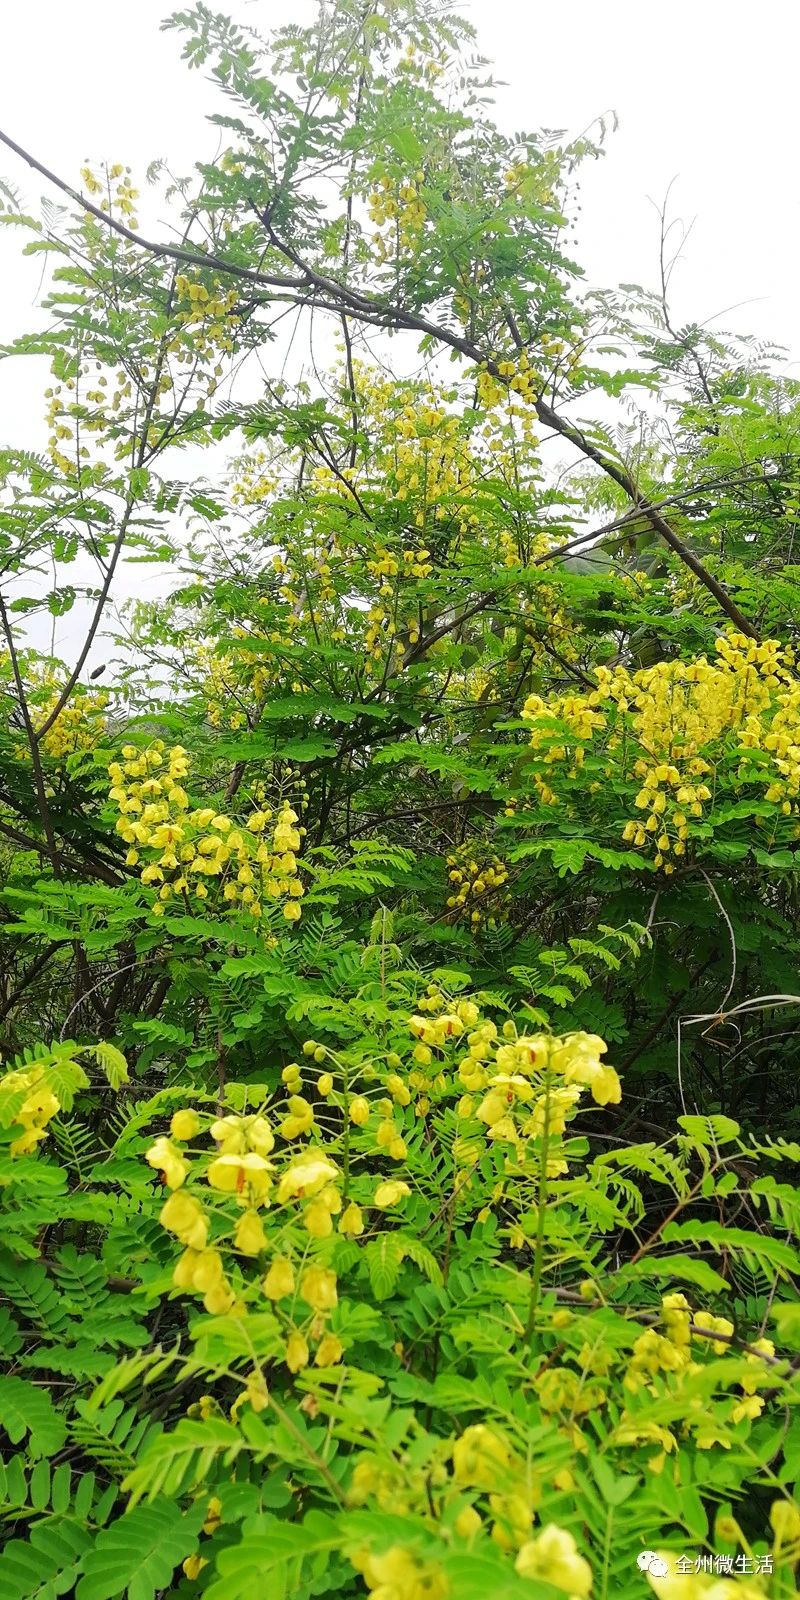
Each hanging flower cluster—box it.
[476,352,539,412]
[347,1422,590,1587]
[149,1105,345,1371]
[107,741,305,922]
[445,845,509,929]
[145,1070,409,1385]
[173,275,240,370]
[80,161,139,223]
[366,171,428,258]
[0,1062,62,1157]
[34,679,109,759]
[521,633,800,870]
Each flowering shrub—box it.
[107,740,305,923]
[521,634,800,872]
[3,0,800,1593]
[2,1009,800,1595]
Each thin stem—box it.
[0,592,61,875]
[526,1057,553,1336]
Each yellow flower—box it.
[170,1108,200,1141]
[515,1525,592,1596]
[339,1202,364,1236]
[263,1257,295,1300]
[315,1333,344,1366]
[18,1085,61,1127]
[452,1424,512,1489]
[286,1330,310,1373]
[300,1266,338,1312]
[386,1073,411,1106]
[234,1209,267,1255]
[731,1394,763,1422]
[770,1497,800,1544]
[304,1198,334,1238]
[160,1190,208,1250]
[373,1180,411,1208]
[172,1248,200,1288]
[692,1311,734,1354]
[585,1063,622,1106]
[526,1084,582,1136]
[277,1155,339,1203]
[191,1248,225,1293]
[9,1126,48,1157]
[211,1114,245,1150]
[204,1279,236,1315]
[353,1545,449,1599]
[207,1151,272,1198]
[202,1496,222,1534]
[455,1506,482,1540]
[230,1373,269,1419]
[183,1555,208,1580]
[641,1554,713,1597]
[283,901,302,921]
[349,1096,370,1126]
[247,1116,275,1156]
[280,1095,315,1139]
[146,1136,189,1189]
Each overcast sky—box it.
[1,0,798,654]
[2,0,797,353]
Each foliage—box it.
[1,0,800,1594]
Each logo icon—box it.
[637,1552,670,1578]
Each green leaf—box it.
[677,1114,740,1147]
[90,1043,130,1089]
[204,1510,340,1600]
[623,1254,729,1294]
[0,1515,93,1599]
[122,1418,245,1506]
[365,1235,405,1301]
[0,1376,67,1459]
[75,1498,204,1600]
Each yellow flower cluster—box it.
[350,1545,448,1600]
[149,1106,344,1356]
[44,344,142,472]
[367,172,427,257]
[405,994,620,1165]
[644,1559,768,1600]
[107,741,305,922]
[454,1433,592,1580]
[147,1090,412,1381]
[476,350,538,411]
[80,162,139,226]
[339,364,487,540]
[389,399,463,531]
[0,1063,61,1157]
[367,545,433,590]
[192,633,291,730]
[614,1291,778,1466]
[348,1423,589,1588]
[522,633,800,868]
[231,448,279,506]
[184,358,547,692]
[502,152,560,209]
[33,681,108,759]
[445,846,509,929]
[504,584,580,667]
[173,275,239,370]
[466,1029,620,1151]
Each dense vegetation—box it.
[1,3,800,1595]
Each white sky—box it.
[1,0,798,657]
